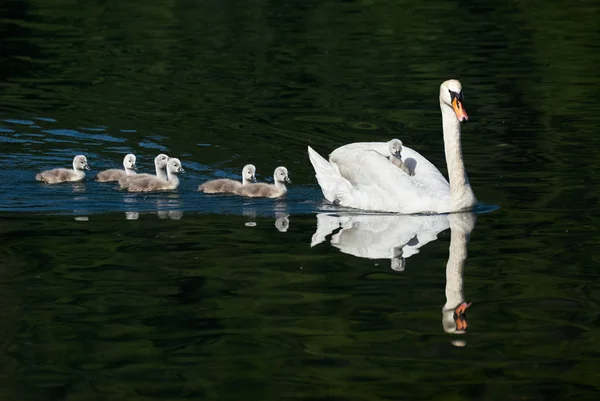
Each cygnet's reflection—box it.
[242,203,290,232]
[312,211,476,344]
[121,193,184,220]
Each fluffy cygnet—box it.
[124,158,184,192]
[36,155,90,184]
[119,153,169,188]
[198,164,257,194]
[234,166,291,198]
[95,153,137,182]
[388,139,411,176]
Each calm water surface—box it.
[1,0,600,400]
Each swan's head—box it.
[388,139,403,158]
[242,164,257,183]
[274,166,291,184]
[123,154,137,171]
[442,301,471,334]
[154,154,170,168]
[167,158,185,174]
[73,155,90,171]
[440,79,469,123]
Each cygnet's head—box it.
[154,154,170,168]
[73,155,90,171]
[123,154,137,171]
[388,139,403,158]
[439,79,468,123]
[167,158,185,174]
[242,164,257,183]
[274,166,291,184]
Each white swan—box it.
[118,153,169,188]
[307,79,476,214]
[123,158,184,192]
[36,155,90,184]
[234,166,291,198]
[311,211,475,338]
[95,153,137,182]
[198,164,257,193]
[388,139,411,176]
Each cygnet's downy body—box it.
[198,164,257,194]
[119,153,169,188]
[388,139,411,176]
[36,155,90,184]
[124,158,184,192]
[234,166,291,198]
[95,154,137,182]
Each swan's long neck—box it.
[165,169,179,188]
[443,221,469,312]
[442,213,475,334]
[274,180,287,192]
[441,106,476,210]
[156,164,167,181]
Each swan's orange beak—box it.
[452,98,468,123]
[454,302,471,331]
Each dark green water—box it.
[2,0,600,399]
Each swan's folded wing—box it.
[330,147,451,212]
[307,146,353,203]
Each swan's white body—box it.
[307,79,476,214]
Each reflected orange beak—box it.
[452,98,469,122]
[453,302,471,331]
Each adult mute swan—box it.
[307,79,476,214]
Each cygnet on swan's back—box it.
[234,166,291,198]
[119,153,169,188]
[124,158,184,192]
[388,139,412,176]
[198,164,257,194]
[95,153,137,182]
[36,155,90,184]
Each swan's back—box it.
[326,144,451,213]
[95,169,128,182]
[235,183,286,198]
[125,175,166,192]
[198,179,241,194]
[119,173,154,188]
[36,168,83,184]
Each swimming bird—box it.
[118,153,169,188]
[94,153,137,182]
[198,164,257,194]
[234,166,290,198]
[307,79,475,214]
[123,158,184,192]
[36,155,90,184]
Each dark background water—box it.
[1,0,600,399]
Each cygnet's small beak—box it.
[251,176,257,183]
[285,176,291,184]
[132,165,137,171]
[84,164,90,170]
[179,167,185,173]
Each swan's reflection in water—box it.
[312,211,476,344]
